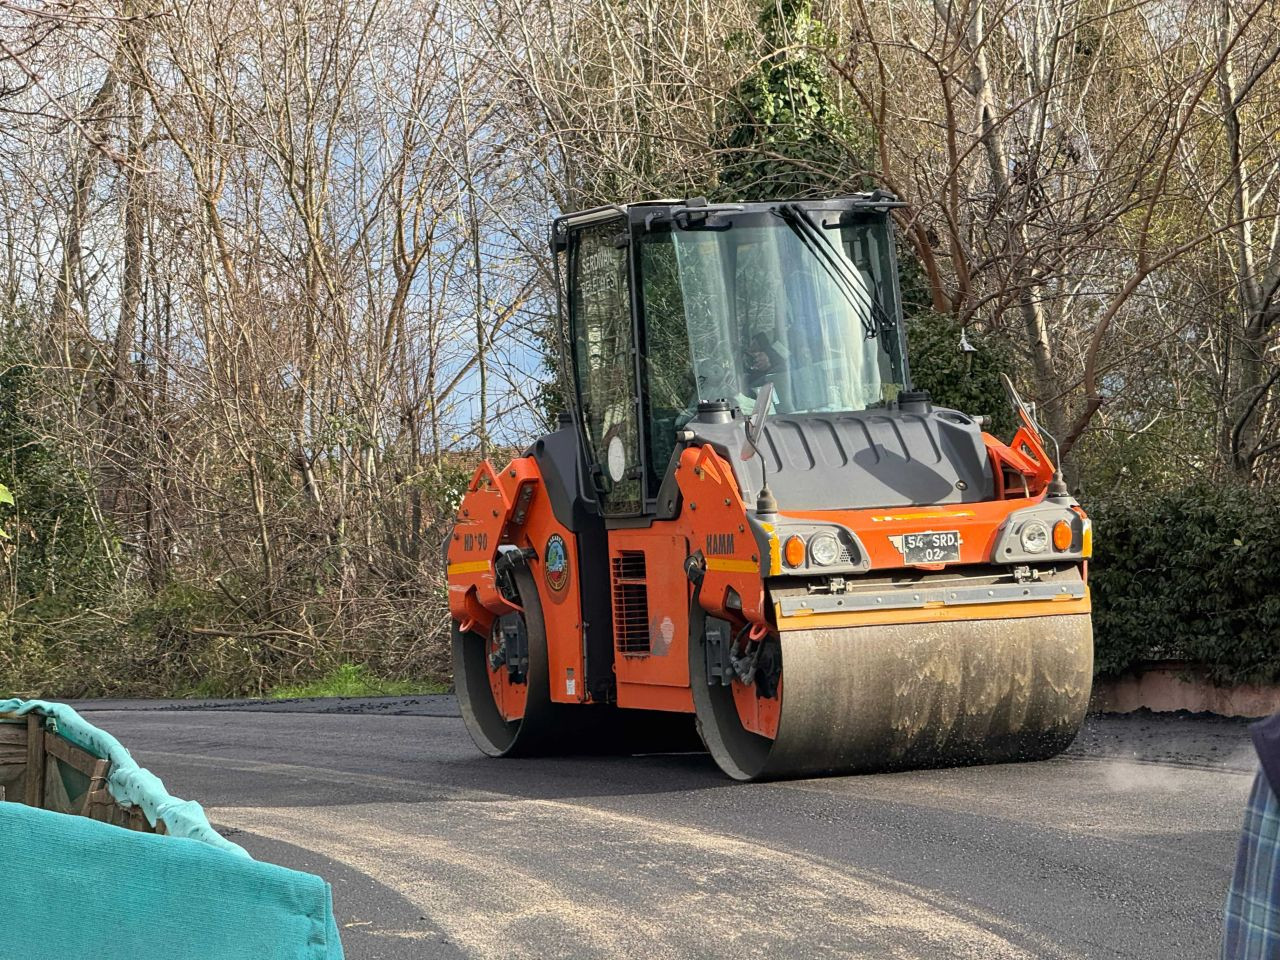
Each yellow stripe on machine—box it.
[869,509,976,522]
[706,557,759,574]
[447,560,491,575]
[759,521,782,577]
[774,590,1091,631]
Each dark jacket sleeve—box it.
[1251,713,1280,793]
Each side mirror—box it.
[1000,373,1033,427]
[742,381,774,460]
[1000,373,1063,468]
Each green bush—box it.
[1090,483,1280,685]
[906,310,1018,438]
[0,345,118,607]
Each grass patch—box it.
[270,663,447,700]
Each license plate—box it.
[897,530,961,564]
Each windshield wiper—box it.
[774,203,897,341]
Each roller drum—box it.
[454,565,699,757]
[453,565,576,756]
[692,613,1093,781]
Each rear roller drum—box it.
[691,614,1094,781]
[452,564,570,757]
[453,564,699,757]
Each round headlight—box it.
[809,533,842,566]
[1019,520,1049,554]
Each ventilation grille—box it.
[611,552,650,655]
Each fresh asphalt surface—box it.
[76,697,1257,959]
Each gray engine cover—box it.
[690,406,994,511]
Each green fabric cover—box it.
[0,700,344,960]
[0,803,343,960]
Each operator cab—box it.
[551,194,990,519]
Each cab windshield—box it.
[639,208,906,488]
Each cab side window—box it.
[639,234,695,497]
[569,220,642,515]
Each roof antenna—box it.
[741,381,777,516]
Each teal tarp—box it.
[0,700,344,960]
[0,698,245,854]
[1,804,343,960]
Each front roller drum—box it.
[691,613,1094,781]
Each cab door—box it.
[567,217,645,517]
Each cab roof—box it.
[549,191,905,247]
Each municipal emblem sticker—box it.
[544,534,570,594]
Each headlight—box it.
[769,525,870,574]
[809,533,842,566]
[1019,520,1049,554]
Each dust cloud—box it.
[1099,761,1190,792]
[1098,752,1255,792]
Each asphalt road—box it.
[79,699,1258,960]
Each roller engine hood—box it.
[688,405,995,512]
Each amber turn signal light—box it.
[783,534,806,567]
[1052,520,1073,551]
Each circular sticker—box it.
[607,435,626,482]
[544,534,570,594]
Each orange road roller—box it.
[446,194,1093,781]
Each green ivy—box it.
[0,340,117,605]
[714,0,871,200]
[906,310,1019,438]
[533,311,570,430]
[1090,483,1280,685]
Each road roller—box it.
[446,193,1094,781]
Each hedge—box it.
[1089,483,1280,685]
